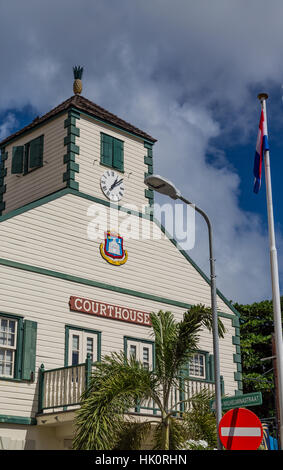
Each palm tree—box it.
[73,305,225,450]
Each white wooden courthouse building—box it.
[0,79,242,450]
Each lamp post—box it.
[145,174,223,450]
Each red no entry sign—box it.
[219,407,263,450]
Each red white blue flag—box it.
[253,110,269,193]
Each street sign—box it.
[210,392,262,411]
[219,408,263,450]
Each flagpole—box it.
[258,93,283,449]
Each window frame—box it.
[100,132,124,172]
[188,352,207,379]
[11,134,44,176]
[0,313,24,381]
[0,316,18,378]
[185,350,213,382]
[124,336,155,371]
[64,325,101,366]
[23,134,44,175]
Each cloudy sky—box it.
[1,0,283,304]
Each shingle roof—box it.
[0,94,157,147]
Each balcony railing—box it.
[38,357,223,416]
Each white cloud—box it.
[0,113,18,140]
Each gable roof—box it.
[0,94,157,147]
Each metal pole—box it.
[179,195,223,450]
[258,93,283,449]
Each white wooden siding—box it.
[0,193,233,314]
[76,116,150,210]
[0,264,237,418]
[3,114,67,214]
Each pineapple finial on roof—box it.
[73,66,84,95]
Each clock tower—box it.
[0,68,157,218]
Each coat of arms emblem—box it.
[100,231,128,265]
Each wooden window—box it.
[11,135,44,175]
[101,132,124,172]
[11,146,24,174]
[21,320,37,380]
[101,133,113,167]
[28,135,44,170]
[0,315,37,381]
[189,353,206,379]
[67,327,100,365]
[0,317,17,377]
[182,351,216,382]
[125,337,154,370]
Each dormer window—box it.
[11,135,44,175]
[100,132,124,172]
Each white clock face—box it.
[100,170,125,202]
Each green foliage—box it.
[114,421,152,450]
[182,389,218,449]
[73,305,226,450]
[153,417,189,450]
[73,352,157,450]
[151,306,225,387]
[234,297,283,420]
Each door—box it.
[68,329,98,366]
[126,339,153,370]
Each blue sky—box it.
[1,0,283,304]
[220,86,283,221]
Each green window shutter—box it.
[21,320,37,380]
[101,133,113,166]
[11,146,24,174]
[113,138,124,171]
[29,135,44,169]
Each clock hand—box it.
[110,177,118,190]
[111,178,124,190]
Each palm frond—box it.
[73,309,226,450]
[114,421,152,450]
[73,352,158,450]
[150,311,178,379]
[181,389,218,449]
[153,417,189,450]
[174,304,226,369]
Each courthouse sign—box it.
[69,296,152,327]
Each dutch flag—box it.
[253,110,269,193]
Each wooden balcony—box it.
[37,357,223,416]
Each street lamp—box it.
[145,174,223,450]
